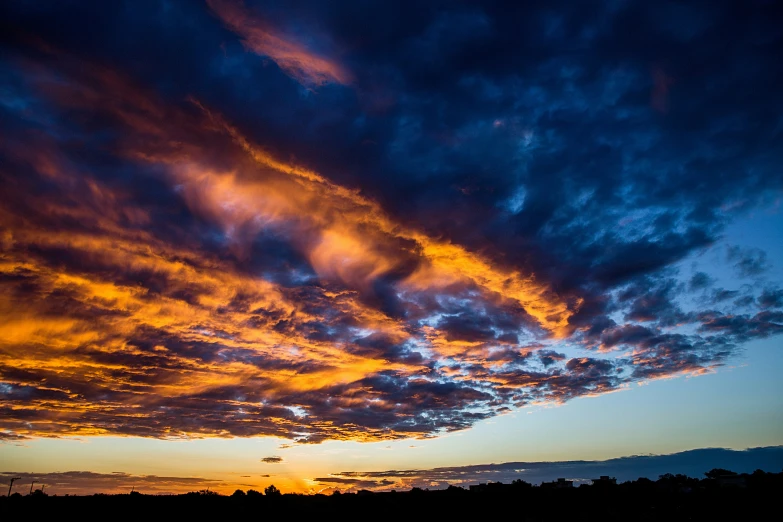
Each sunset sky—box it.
[1,0,782,496]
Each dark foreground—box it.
[3,470,781,521]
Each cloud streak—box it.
[261,457,283,464]
[207,0,352,87]
[0,471,230,496]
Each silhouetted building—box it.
[468,482,513,493]
[541,478,573,489]
[591,475,617,486]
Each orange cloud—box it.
[207,0,352,87]
[191,105,577,336]
[0,46,585,444]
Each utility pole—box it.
[30,481,36,495]
[7,477,21,497]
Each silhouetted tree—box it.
[632,477,655,491]
[264,484,281,497]
[705,468,736,479]
[188,489,219,496]
[231,489,246,498]
[246,489,262,498]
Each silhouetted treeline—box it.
[3,469,782,521]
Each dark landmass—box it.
[313,446,783,489]
[3,469,781,521]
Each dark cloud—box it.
[689,272,714,291]
[698,310,783,341]
[0,0,781,443]
[734,295,756,308]
[758,288,783,309]
[600,324,656,350]
[712,288,741,302]
[312,477,395,489]
[619,277,688,326]
[538,350,565,367]
[261,457,283,464]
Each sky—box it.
[1,0,782,495]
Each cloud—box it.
[712,288,741,303]
[538,350,565,367]
[207,0,352,87]
[689,272,714,291]
[698,310,783,341]
[0,471,229,496]
[312,477,394,489]
[0,0,781,444]
[0,430,28,442]
[0,44,572,442]
[620,277,687,326]
[727,246,770,278]
[758,288,783,309]
[261,456,283,464]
